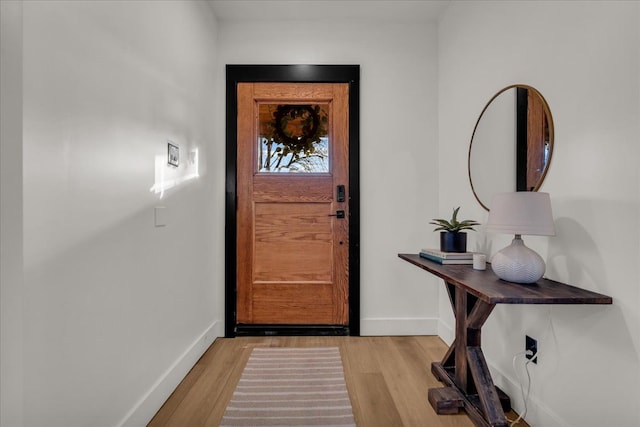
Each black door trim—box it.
[225,65,360,337]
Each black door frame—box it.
[225,65,360,337]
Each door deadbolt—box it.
[337,185,346,202]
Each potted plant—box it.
[430,207,480,253]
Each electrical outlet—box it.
[526,335,538,364]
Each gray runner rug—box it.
[220,347,356,426]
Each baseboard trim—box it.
[437,319,454,345]
[360,317,438,336]
[117,320,222,427]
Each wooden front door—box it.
[236,82,349,326]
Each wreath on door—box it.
[274,105,321,153]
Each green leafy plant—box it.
[430,207,480,233]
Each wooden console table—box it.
[398,253,612,427]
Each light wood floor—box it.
[148,336,528,427]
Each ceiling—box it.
[209,0,452,23]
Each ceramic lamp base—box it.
[490,235,545,284]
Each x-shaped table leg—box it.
[428,281,510,427]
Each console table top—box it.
[398,253,612,305]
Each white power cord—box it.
[510,349,535,426]
[509,307,553,426]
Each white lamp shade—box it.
[485,192,555,236]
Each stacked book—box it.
[419,248,474,264]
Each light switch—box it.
[154,206,167,227]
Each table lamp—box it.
[485,192,555,284]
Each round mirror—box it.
[468,84,554,210]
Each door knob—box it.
[328,210,345,219]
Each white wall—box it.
[216,19,442,335]
[438,1,640,426]
[12,1,221,426]
[1,2,24,426]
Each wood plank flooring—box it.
[148,336,529,427]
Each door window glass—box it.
[257,104,329,173]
